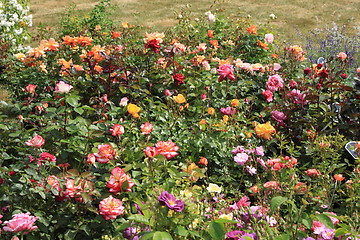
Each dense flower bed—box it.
[0,1,360,239]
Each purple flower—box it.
[226,231,257,240]
[158,191,185,212]
[220,107,236,116]
[271,111,287,126]
[256,157,268,170]
[234,153,249,166]
[287,89,307,105]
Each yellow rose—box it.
[173,94,186,104]
[254,122,276,140]
[127,103,141,118]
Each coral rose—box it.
[155,141,179,159]
[94,144,117,163]
[99,195,125,220]
[110,124,125,136]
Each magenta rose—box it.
[158,191,184,212]
[266,74,284,92]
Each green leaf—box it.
[315,214,334,229]
[128,214,151,225]
[175,226,188,237]
[301,213,312,229]
[334,228,348,238]
[64,229,78,240]
[152,231,173,240]
[270,196,288,212]
[274,233,290,240]
[208,221,225,240]
[66,95,79,107]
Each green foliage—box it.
[0,2,359,240]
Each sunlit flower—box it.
[94,144,117,163]
[99,195,125,220]
[207,183,221,193]
[337,52,347,61]
[155,141,179,159]
[217,64,235,82]
[144,146,159,158]
[247,25,257,35]
[334,174,345,181]
[265,33,274,44]
[207,107,215,115]
[158,191,185,212]
[107,167,135,193]
[127,103,141,118]
[54,81,73,94]
[254,122,276,140]
[119,97,129,106]
[234,153,249,166]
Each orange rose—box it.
[231,99,239,107]
[254,122,276,140]
[199,119,206,125]
[207,107,215,115]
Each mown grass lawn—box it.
[29,0,360,43]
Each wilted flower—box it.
[158,191,185,212]
[25,135,45,148]
[99,195,125,220]
[271,111,287,126]
[54,81,73,93]
[3,212,38,234]
[173,73,185,85]
[254,122,276,140]
[287,89,307,105]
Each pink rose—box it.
[164,89,172,96]
[144,146,159,158]
[119,97,129,106]
[140,122,153,135]
[337,52,347,61]
[217,64,236,82]
[3,212,38,234]
[25,84,37,93]
[36,152,56,165]
[25,135,45,148]
[155,141,179,159]
[266,74,284,92]
[54,81,73,93]
[264,33,274,44]
[99,195,125,220]
[262,90,273,102]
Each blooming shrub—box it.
[0,1,359,239]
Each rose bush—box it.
[0,0,359,239]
